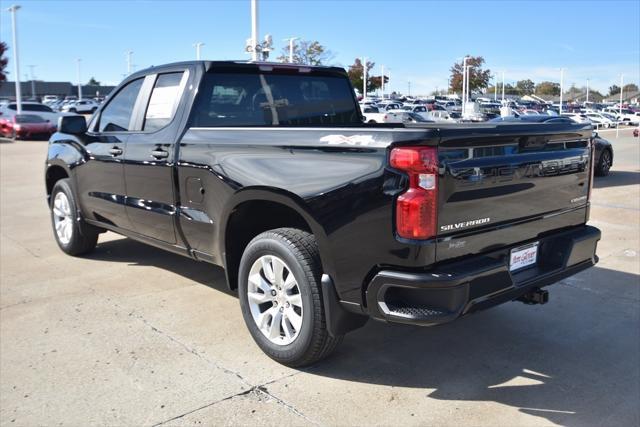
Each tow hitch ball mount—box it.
[518,288,549,305]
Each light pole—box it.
[362,57,367,99]
[461,57,468,115]
[28,64,36,98]
[494,75,497,101]
[617,74,623,138]
[7,5,22,113]
[381,65,385,99]
[559,68,564,115]
[283,37,298,63]
[251,0,259,61]
[194,42,204,60]
[76,58,82,100]
[501,71,505,102]
[586,78,590,105]
[407,80,411,96]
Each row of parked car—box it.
[358,95,640,127]
[41,96,104,114]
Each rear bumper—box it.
[365,225,601,326]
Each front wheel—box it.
[238,228,342,367]
[595,149,612,177]
[50,178,99,255]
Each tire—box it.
[368,120,377,124]
[50,178,99,255]
[91,107,97,113]
[595,149,612,177]
[238,228,343,367]
[69,108,77,113]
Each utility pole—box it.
[251,0,258,61]
[77,58,82,100]
[28,64,36,98]
[283,37,298,63]
[7,4,22,113]
[126,51,133,75]
[559,68,564,115]
[194,42,204,60]
[362,57,367,99]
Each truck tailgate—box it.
[433,123,593,262]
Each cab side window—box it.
[143,72,186,132]
[98,78,144,132]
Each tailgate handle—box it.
[151,149,169,159]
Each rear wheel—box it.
[50,178,99,255]
[238,228,342,367]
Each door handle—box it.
[151,149,169,159]
[109,147,123,156]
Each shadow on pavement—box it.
[85,237,639,425]
[594,170,640,188]
[86,236,234,297]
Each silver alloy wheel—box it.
[52,192,73,245]
[247,255,303,346]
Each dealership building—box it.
[0,80,115,100]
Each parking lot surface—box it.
[1,130,639,426]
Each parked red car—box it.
[0,114,57,140]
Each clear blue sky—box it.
[1,0,639,95]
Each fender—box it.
[45,137,88,201]
[218,187,336,281]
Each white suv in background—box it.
[61,99,100,114]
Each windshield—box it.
[190,70,361,127]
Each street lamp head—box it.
[7,5,21,12]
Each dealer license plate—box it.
[509,242,538,271]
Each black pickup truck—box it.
[45,61,601,366]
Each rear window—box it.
[9,104,52,112]
[190,70,360,127]
[15,114,46,123]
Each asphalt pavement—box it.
[1,129,638,426]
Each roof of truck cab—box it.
[128,60,347,79]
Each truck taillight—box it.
[390,146,438,240]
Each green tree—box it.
[516,79,535,95]
[276,40,333,66]
[623,83,639,93]
[87,77,100,86]
[0,42,8,82]
[347,58,383,95]
[608,84,620,96]
[535,81,561,96]
[449,55,491,94]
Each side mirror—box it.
[592,131,598,138]
[58,115,87,134]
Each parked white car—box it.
[61,99,100,114]
[361,106,403,124]
[0,102,76,126]
[561,113,591,125]
[604,108,640,125]
[585,113,615,128]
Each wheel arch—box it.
[45,162,71,201]
[220,188,332,291]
